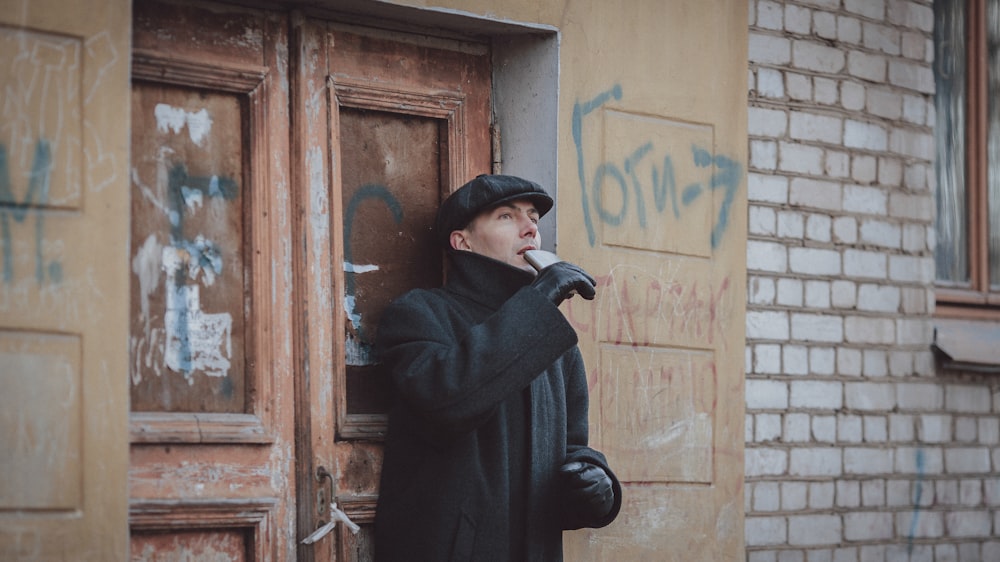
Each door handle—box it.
[301,466,360,545]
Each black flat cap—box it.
[435,174,553,248]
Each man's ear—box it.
[450,230,472,251]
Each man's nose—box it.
[521,217,538,237]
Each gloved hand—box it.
[530,261,596,306]
[558,461,614,520]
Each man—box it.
[374,174,622,561]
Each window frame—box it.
[936,0,1000,319]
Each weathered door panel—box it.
[128,2,295,560]
[557,1,749,559]
[293,24,492,561]
[0,0,131,559]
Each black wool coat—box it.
[373,250,621,562]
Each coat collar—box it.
[444,250,536,309]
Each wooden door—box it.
[128,2,296,559]
[292,21,493,561]
[0,1,131,559]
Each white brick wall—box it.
[745,0,1000,559]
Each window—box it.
[934,0,1000,315]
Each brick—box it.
[788,514,842,545]
[843,119,888,151]
[901,31,926,61]
[890,127,934,159]
[918,414,952,443]
[750,106,789,137]
[843,184,887,214]
[805,214,832,243]
[889,350,915,375]
[960,480,983,505]
[810,482,835,509]
[837,15,862,44]
[777,278,804,307]
[746,515,788,546]
[846,382,896,410]
[889,414,915,441]
[862,349,888,377]
[792,313,844,342]
[748,311,790,342]
[793,40,846,73]
[747,378,789,409]
[839,413,863,443]
[888,0,934,32]
[748,240,788,273]
[790,448,842,476]
[888,59,934,94]
[825,150,850,177]
[751,139,779,170]
[830,279,856,308]
[750,205,778,235]
[804,279,831,308]
[815,77,838,105]
[790,110,842,143]
[945,510,992,537]
[785,4,812,34]
[841,80,866,111]
[747,447,790,477]
[790,380,843,409]
[897,383,944,410]
[902,92,927,124]
[813,415,837,442]
[888,254,926,283]
[847,50,887,82]
[749,276,776,305]
[749,172,789,203]
[844,511,893,540]
[890,192,933,220]
[845,447,894,474]
[754,481,781,511]
[757,0,784,30]
[756,413,783,442]
[861,479,886,506]
[845,0,885,20]
[946,385,992,414]
[878,156,903,186]
[896,510,943,538]
[784,344,809,375]
[838,347,863,376]
[777,210,805,239]
[787,72,813,101]
[789,178,842,211]
[859,219,902,248]
[844,249,887,278]
[857,284,900,312]
[864,415,888,442]
[861,22,901,56]
[785,412,812,442]
[750,33,792,65]
[754,344,783,374]
[810,347,836,375]
[866,87,902,120]
[851,154,877,183]
[813,11,837,40]
[789,247,840,275]
[896,446,944,474]
[979,418,1000,444]
[902,224,927,253]
[779,142,824,175]
[782,481,809,511]
[832,217,857,245]
[900,286,929,314]
[758,67,786,98]
[896,318,932,346]
[955,417,977,442]
[844,316,894,345]
[837,480,861,507]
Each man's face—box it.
[451,199,541,272]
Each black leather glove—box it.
[558,461,614,520]
[530,261,596,306]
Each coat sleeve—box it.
[560,347,623,530]
[377,285,578,441]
